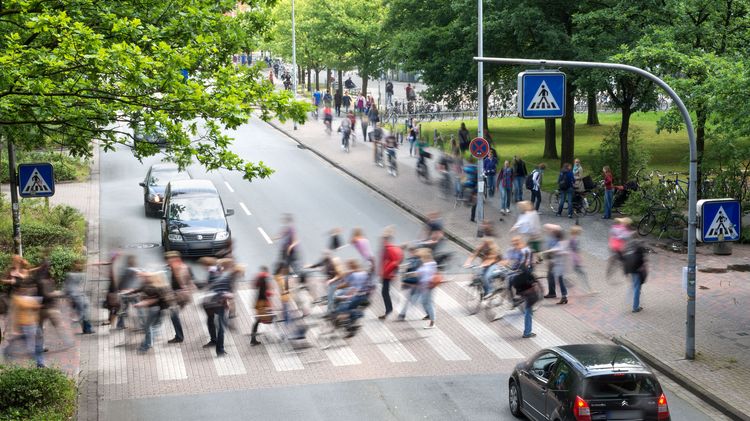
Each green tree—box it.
[0,0,308,181]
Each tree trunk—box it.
[543,118,559,159]
[361,74,369,97]
[337,69,343,98]
[306,68,311,92]
[586,90,600,125]
[619,106,632,185]
[560,80,576,165]
[314,68,320,91]
[326,69,332,91]
[696,105,707,199]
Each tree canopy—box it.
[0,0,308,180]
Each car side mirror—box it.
[139,182,146,187]
[225,209,234,217]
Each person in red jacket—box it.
[378,227,403,320]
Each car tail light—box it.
[573,396,592,421]
[657,393,670,420]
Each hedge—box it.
[0,365,77,421]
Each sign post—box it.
[476,56,701,360]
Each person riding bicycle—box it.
[332,259,372,337]
[338,119,352,150]
[323,106,333,130]
[463,237,502,297]
[501,236,534,304]
[344,77,356,90]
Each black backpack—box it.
[525,171,535,190]
[622,239,645,274]
[558,172,571,191]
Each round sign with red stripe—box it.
[469,137,490,159]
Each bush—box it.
[0,365,76,421]
[589,125,651,185]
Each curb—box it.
[613,336,747,421]
[266,120,476,254]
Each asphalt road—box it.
[95,117,721,420]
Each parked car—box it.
[509,344,670,421]
[160,179,234,257]
[140,163,191,217]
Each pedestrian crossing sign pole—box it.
[697,199,741,242]
[517,71,566,119]
[18,163,55,198]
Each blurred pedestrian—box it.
[33,254,74,351]
[343,91,352,114]
[606,217,632,278]
[602,166,614,219]
[417,248,439,329]
[133,272,172,354]
[408,126,418,157]
[458,122,470,152]
[530,163,546,212]
[556,162,575,218]
[378,227,403,320]
[350,227,375,273]
[3,286,44,367]
[165,251,191,344]
[498,160,513,214]
[202,258,238,357]
[512,156,528,202]
[541,225,569,305]
[64,259,95,334]
[116,254,141,330]
[568,226,593,293]
[622,223,647,313]
[510,201,542,253]
[484,149,498,197]
[250,267,272,346]
[334,90,342,116]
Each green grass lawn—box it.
[415,111,724,190]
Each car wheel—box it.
[509,380,523,418]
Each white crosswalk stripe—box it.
[237,290,304,371]
[153,337,188,381]
[433,288,524,359]
[307,304,361,366]
[96,308,128,385]
[361,309,416,363]
[393,288,470,361]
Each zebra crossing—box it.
[94,284,568,388]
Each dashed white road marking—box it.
[257,227,273,244]
[240,202,252,216]
[223,181,235,193]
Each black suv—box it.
[160,179,234,257]
[509,344,670,421]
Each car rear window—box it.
[584,374,658,398]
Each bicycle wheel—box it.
[587,193,601,214]
[483,291,506,322]
[665,214,688,242]
[465,281,482,315]
[417,162,430,183]
[548,191,560,212]
[637,213,656,236]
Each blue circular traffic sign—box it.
[469,137,490,159]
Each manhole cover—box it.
[125,242,159,249]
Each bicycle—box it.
[548,190,589,216]
[416,150,431,183]
[374,142,384,167]
[386,147,398,176]
[438,168,452,199]
[637,202,688,241]
[464,265,511,317]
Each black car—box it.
[509,344,670,421]
[140,163,191,217]
[160,179,234,257]
[133,122,169,148]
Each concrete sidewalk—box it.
[269,115,750,420]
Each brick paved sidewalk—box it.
[270,115,750,419]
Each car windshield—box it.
[584,374,658,398]
[148,169,188,186]
[167,196,224,221]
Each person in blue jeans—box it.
[556,163,575,218]
[498,160,513,214]
[484,149,498,197]
[133,272,171,354]
[512,156,528,202]
[602,166,615,219]
[623,233,647,313]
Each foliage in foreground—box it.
[0,365,76,421]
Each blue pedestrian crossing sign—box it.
[517,71,566,119]
[697,199,741,242]
[18,163,55,198]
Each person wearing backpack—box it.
[556,162,575,218]
[512,156,528,202]
[498,160,513,215]
[622,226,647,313]
[529,163,546,211]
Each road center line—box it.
[240,202,252,215]
[258,227,273,244]
[223,181,235,193]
